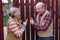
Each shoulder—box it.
[7,17,16,24]
[46,10,52,17]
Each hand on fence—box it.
[22,19,28,29]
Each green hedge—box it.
[3,15,9,26]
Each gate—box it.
[0,0,4,40]
[13,0,59,40]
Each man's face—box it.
[35,5,44,15]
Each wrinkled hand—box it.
[30,18,35,24]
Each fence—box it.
[13,0,59,40]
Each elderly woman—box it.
[6,7,28,40]
[30,2,54,40]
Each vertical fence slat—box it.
[0,0,3,40]
[20,0,24,21]
[13,0,19,7]
[36,0,42,3]
[55,0,58,40]
[47,0,50,11]
[56,0,59,40]
[51,0,54,21]
[31,0,34,18]
[24,4,27,40]
[51,0,54,36]
[51,0,56,40]
[52,0,57,40]
[26,0,30,40]
[43,0,46,4]
[29,0,31,40]
[31,0,35,40]
[20,0,25,40]
[59,19,60,40]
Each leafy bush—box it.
[3,15,9,26]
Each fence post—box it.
[0,0,4,40]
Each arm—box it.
[8,22,26,37]
[33,13,52,31]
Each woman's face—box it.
[14,12,21,19]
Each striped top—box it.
[8,21,25,37]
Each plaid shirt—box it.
[33,13,52,31]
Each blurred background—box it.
[2,0,13,40]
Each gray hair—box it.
[35,2,46,10]
[10,7,20,13]
[9,7,21,17]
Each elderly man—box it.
[30,2,54,40]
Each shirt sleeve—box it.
[33,13,52,31]
[8,21,25,37]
